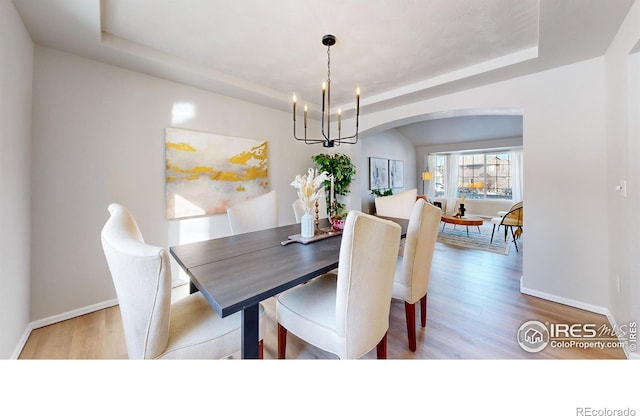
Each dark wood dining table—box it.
[169,216,408,359]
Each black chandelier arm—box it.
[294,120,327,145]
[294,134,326,145]
[334,134,359,146]
[321,127,330,141]
[294,110,359,146]
[295,137,327,145]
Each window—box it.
[458,152,511,199]
[429,151,512,200]
[433,155,446,197]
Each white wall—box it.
[604,0,640,356]
[360,129,417,214]
[0,0,33,358]
[359,57,609,311]
[30,46,322,321]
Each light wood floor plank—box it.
[19,238,626,360]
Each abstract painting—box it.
[165,127,268,219]
[389,160,404,188]
[369,157,389,190]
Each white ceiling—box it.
[12,0,635,145]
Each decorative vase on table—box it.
[301,212,314,238]
[291,167,329,239]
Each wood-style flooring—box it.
[18,237,626,359]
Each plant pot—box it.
[329,218,346,231]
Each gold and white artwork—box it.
[165,127,268,219]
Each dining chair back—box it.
[374,188,418,219]
[101,203,264,359]
[227,190,278,235]
[276,211,401,359]
[392,199,441,351]
[337,213,401,358]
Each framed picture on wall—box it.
[165,127,268,219]
[389,160,404,188]
[369,157,389,190]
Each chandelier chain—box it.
[327,45,331,83]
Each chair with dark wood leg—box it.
[276,211,401,359]
[391,199,441,351]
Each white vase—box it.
[301,212,314,238]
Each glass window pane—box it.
[431,151,514,201]
[433,155,446,197]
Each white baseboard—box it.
[520,276,608,315]
[30,298,119,330]
[11,298,118,359]
[11,325,34,360]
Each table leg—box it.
[241,304,260,359]
[466,226,469,237]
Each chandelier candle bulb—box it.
[304,105,308,128]
[293,95,296,121]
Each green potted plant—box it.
[371,188,393,197]
[311,153,356,220]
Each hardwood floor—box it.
[19,237,626,359]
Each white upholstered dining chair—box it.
[276,211,401,359]
[391,199,441,351]
[373,188,419,257]
[373,188,418,219]
[227,190,278,235]
[101,203,265,359]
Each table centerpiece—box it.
[291,168,329,238]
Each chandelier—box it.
[293,34,360,148]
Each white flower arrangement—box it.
[291,168,329,213]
